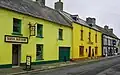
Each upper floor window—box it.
[103,38,107,45]
[37,24,43,38]
[95,34,97,43]
[80,30,83,40]
[36,44,43,60]
[89,32,91,41]
[13,18,21,34]
[108,39,111,46]
[59,29,63,40]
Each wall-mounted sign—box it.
[24,56,32,71]
[5,35,28,44]
[28,22,36,37]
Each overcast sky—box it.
[46,0,120,38]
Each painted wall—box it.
[0,8,72,65]
[103,35,120,56]
[72,23,102,60]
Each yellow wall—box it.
[0,8,72,65]
[72,23,102,59]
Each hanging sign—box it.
[5,35,28,43]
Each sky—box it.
[46,0,120,38]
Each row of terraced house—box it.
[0,0,119,68]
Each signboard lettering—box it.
[5,35,28,43]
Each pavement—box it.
[0,55,119,75]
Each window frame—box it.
[37,24,43,38]
[58,29,63,40]
[95,34,97,43]
[79,46,84,56]
[80,30,83,41]
[36,44,44,60]
[89,32,91,42]
[13,18,21,34]
[95,47,98,55]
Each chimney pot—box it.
[36,0,45,6]
[104,25,109,30]
[109,28,113,33]
[86,17,96,26]
[55,0,63,11]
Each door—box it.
[88,46,91,57]
[59,47,70,62]
[12,44,21,66]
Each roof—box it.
[59,11,100,31]
[95,25,119,39]
[0,0,72,27]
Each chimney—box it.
[86,17,96,26]
[104,25,109,30]
[71,15,79,21]
[109,28,113,33]
[55,0,63,11]
[36,0,45,6]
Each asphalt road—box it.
[22,56,120,75]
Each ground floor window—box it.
[79,46,84,56]
[95,47,98,55]
[36,44,43,60]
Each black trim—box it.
[4,35,28,44]
[103,45,114,47]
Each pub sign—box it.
[5,35,28,44]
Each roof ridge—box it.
[95,25,119,39]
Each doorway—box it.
[88,46,91,57]
[59,47,70,62]
[12,44,21,66]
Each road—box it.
[22,56,120,75]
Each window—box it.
[95,34,97,43]
[36,44,43,60]
[13,18,21,33]
[104,38,107,45]
[37,24,43,37]
[89,32,91,41]
[79,46,84,56]
[108,39,111,46]
[80,30,83,40]
[95,47,98,55]
[59,29,63,40]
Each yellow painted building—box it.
[60,10,102,60]
[72,22,102,60]
[0,0,72,68]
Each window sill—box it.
[36,36,44,38]
[12,32,23,36]
[81,39,84,41]
[79,55,84,57]
[36,59,44,61]
[58,39,63,40]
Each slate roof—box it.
[95,25,119,39]
[59,11,100,31]
[0,0,72,27]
